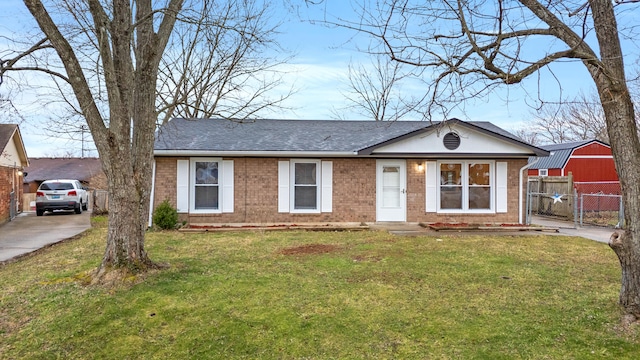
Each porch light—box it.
[417,163,424,172]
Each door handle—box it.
[401,189,406,194]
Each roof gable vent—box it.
[443,132,461,150]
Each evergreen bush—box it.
[153,200,178,230]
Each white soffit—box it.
[371,124,531,155]
[0,135,20,167]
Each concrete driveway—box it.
[0,210,91,263]
[530,215,615,244]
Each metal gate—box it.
[9,191,16,221]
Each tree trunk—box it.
[95,144,154,276]
[99,186,153,273]
[609,231,640,318]
[90,0,182,278]
[588,0,640,319]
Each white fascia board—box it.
[153,150,358,157]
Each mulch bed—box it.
[423,222,555,232]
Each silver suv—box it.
[36,179,89,216]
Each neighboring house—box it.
[527,139,619,194]
[151,118,548,226]
[0,124,29,223]
[23,157,107,193]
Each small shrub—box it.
[153,200,178,230]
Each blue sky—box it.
[1,1,634,157]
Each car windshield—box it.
[40,182,74,191]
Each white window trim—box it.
[190,157,223,214]
[539,169,548,177]
[290,159,322,214]
[436,160,495,214]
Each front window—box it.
[292,160,320,212]
[439,161,493,211]
[194,160,219,210]
[468,163,491,210]
[440,163,462,209]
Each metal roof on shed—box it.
[528,139,608,169]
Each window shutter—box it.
[222,160,234,213]
[278,161,290,213]
[496,162,508,213]
[321,161,333,212]
[425,161,437,213]
[176,160,189,213]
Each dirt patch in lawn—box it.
[278,244,340,256]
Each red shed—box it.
[528,139,619,195]
[528,140,616,179]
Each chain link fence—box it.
[575,182,623,228]
[526,177,623,228]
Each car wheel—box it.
[36,209,44,216]
[75,203,82,214]
[82,201,88,211]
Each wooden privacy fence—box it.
[93,189,109,214]
[527,174,574,219]
[22,193,36,212]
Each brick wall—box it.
[0,166,23,224]
[153,157,378,224]
[153,157,528,225]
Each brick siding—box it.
[153,157,527,225]
[0,166,24,224]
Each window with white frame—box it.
[293,161,319,210]
[539,169,548,177]
[175,158,234,214]
[194,160,220,210]
[278,160,333,214]
[439,161,493,211]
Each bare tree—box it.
[333,0,640,321]
[1,0,183,281]
[335,55,425,121]
[515,92,609,145]
[1,0,291,154]
[0,1,291,281]
[511,127,541,145]
[156,0,294,124]
[1,0,183,280]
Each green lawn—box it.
[1,219,638,359]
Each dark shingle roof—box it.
[24,158,103,182]
[0,124,18,152]
[0,124,28,165]
[528,139,609,169]
[155,118,545,155]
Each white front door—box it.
[376,160,407,222]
